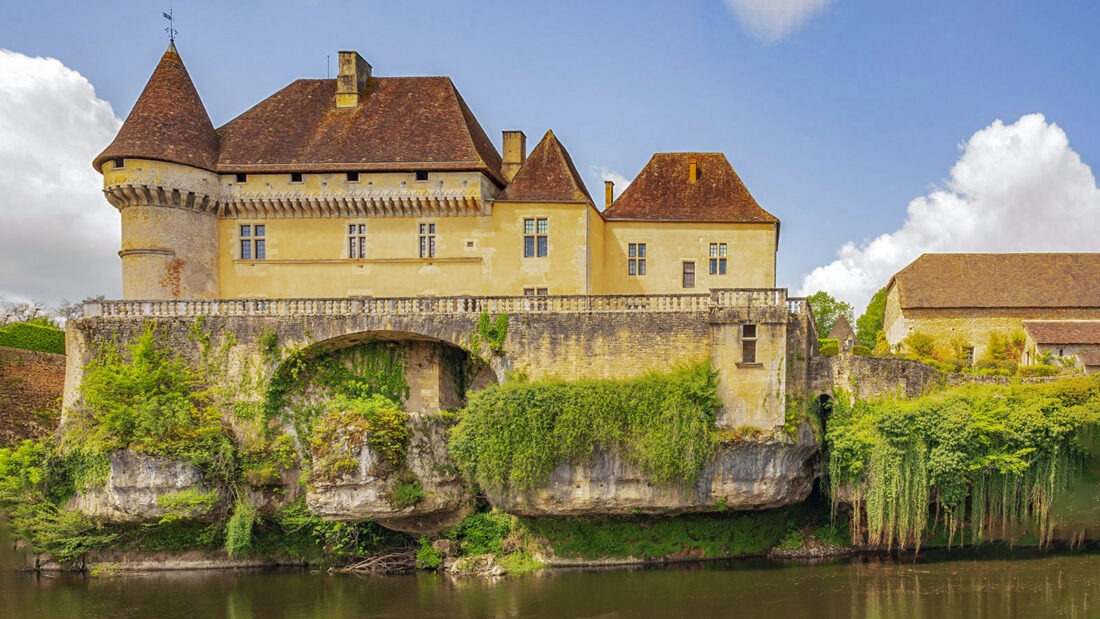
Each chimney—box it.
[605,180,614,209]
[689,157,698,184]
[336,51,372,108]
[502,131,527,182]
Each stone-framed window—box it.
[628,243,647,275]
[524,218,548,257]
[742,323,757,363]
[523,287,549,296]
[240,224,266,260]
[419,223,436,258]
[682,261,695,288]
[709,243,727,275]
[348,223,366,259]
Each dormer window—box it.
[235,173,247,183]
[347,171,359,182]
[415,171,429,181]
[290,172,303,183]
[112,158,124,169]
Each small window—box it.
[239,224,266,260]
[628,243,647,276]
[682,261,695,288]
[112,157,125,169]
[235,173,247,183]
[290,172,303,183]
[348,223,366,259]
[523,288,549,296]
[347,171,359,182]
[419,223,436,258]
[524,218,549,258]
[742,323,757,363]
[415,171,429,181]
[709,243,728,275]
[964,346,975,364]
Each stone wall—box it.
[0,346,64,445]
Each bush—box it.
[448,511,514,555]
[449,363,719,494]
[416,536,443,569]
[904,332,935,358]
[1019,364,1059,378]
[852,345,871,357]
[973,358,1017,376]
[310,394,408,482]
[0,322,65,354]
[818,338,840,356]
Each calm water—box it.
[2,521,1098,618]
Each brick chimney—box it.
[689,157,698,183]
[605,180,614,208]
[336,51,372,108]
[502,130,527,182]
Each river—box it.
[2,521,1097,618]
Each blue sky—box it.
[2,1,1099,310]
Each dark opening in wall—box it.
[415,170,429,181]
[347,171,359,182]
[112,158,124,169]
[235,173,247,183]
[290,172,303,183]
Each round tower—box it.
[93,43,220,300]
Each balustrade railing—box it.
[85,289,794,319]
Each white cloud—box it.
[724,0,834,42]
[589,165,631,207]
[799,113,1100,312]
[0,49,122,306]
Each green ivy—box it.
[309,394,409,482]
[449,362,720,494]
[471,312,508,355]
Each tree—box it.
[855,287,887,348]
[806,291,854,338]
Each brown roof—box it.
[889,253,1100,310]
[497,131,592,203]
[94,44,218,172]
[1079,350,1100,367]
[602,153,778,224]
[215,77,504,183]
[1023,321,1100,345]
[827,315,856,342]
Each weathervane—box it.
[163,6,178,43]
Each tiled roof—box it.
[890,254,1100,309]
[827,315,856,342]
[94,44,218,172]
[602,153,778,223]
[1078,350,1100,367]
[497,131,592,203]
[1023,321,1100,345]
[215,77,504,183]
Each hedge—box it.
[0,322,65,354]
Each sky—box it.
[2,0,1100,313]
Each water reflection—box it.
[2,521,1097,619]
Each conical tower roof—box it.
[94,44,218,172]
[498,130,593,203]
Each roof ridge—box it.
[497,130,593,203]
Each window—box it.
[523,288,549,296]
[290,172,303,183]
[682,261,695,288]
[742,323,757,364]
[348,223,366,259]
[709,243,727,275]
[112,157,125,169]
[415,170,429,181]
[346,171,359,182]
[239,224,266,260]
[524,218,548,257]
[235,173,247,183]
[964,346,975,364]
[419,223,436,258]
[628,243,647,276]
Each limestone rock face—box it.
[67,450,220,522]
[491,422,819,516]
[306,413,471,535]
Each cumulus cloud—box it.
[799,113,1100,312]
[724,0,834,42]
[0,49,122,306]
[589,165,631,207]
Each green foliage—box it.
[392,478,424,508]
[448,511,514,555]
[1019,364,1060,378]
[155,489,219,524]
[818,339,840,357]
[523,510,794,560]
[449,363,720,494]
[76,324,233,481]
[856,287,887,349]
[984,330,1026,363]
[224,498,257,557]
[852,344,872,357]
[0,321,65,354]
[416,536,443,569]
[872,330,891,356]
[258,328,280,366]
[807,291,854,339]
[471,312,509,355]
[310,394,408,482]
[904,331,936,358]
[826,377,1100,550]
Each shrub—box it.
[852,345,872,357]
[310,394,408,482]
[448,511,514,555]
[818,338,840,356]
[416,536,443,569]
[224,498,257,557]
[904,332,935,358]
[392,479,424,508]
[1019,364,1059,378]
[0,322,65,354]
